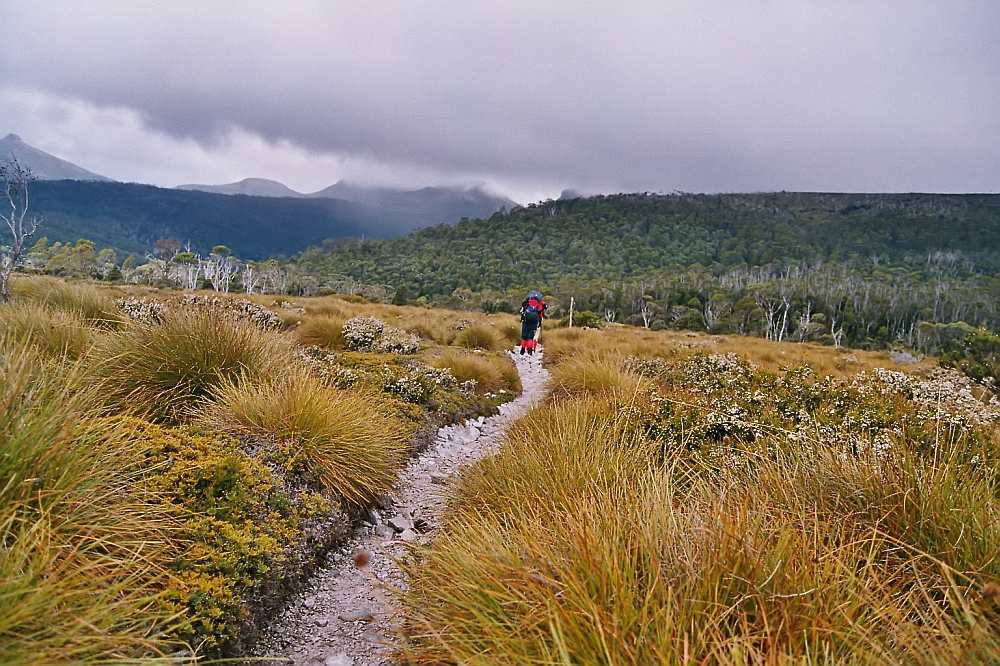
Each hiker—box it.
[519,290,546,355]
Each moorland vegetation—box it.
[0,276,520,661]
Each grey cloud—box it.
[2,0,999,196]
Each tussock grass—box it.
[431,350,521,394]
[0,302,92,359]
[91,308,295,422]
[454,323,502,351]
[405,317,457,345]
[550,350,644,398]
[276,309,304,330]
[196,370,408,505]
[0,342,183,663]
[295,315,346,349]
[402,392,1000,663]
[497,321,520,343]
[303,302,347,318]
[12,277,124,327]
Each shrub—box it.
[177,294,282,330]
[0,302,92,358]
[112,417,342,653]
[116,296,168,323]
[195,370,408,505]
[0,344,183,663]
[12,277,124,327]
[91,308,295,422]
[342,316,419,354]
[454,324,501,351]
[295,315,346,349]
[560,309,602,328]
[939,325,1000,388]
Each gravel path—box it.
[248,350,550,666]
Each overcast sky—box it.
[1,1,998,202]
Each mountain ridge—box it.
[0,134,112,181]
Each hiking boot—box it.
[527,347,534,355]
[519,346,526,355]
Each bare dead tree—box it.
[1,157,42,302]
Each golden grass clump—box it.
[496,321,520,343]
[431,350,520,394]
[454,323,502,351]
[550,350,644,398]
[295,315,346,349]
[404,317,457,345]
[0,302,93,359]
[11,277,124,327]
[0,342,183,663]
[196,370,408,505]
[91,307,296,422]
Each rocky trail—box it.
[249,351,550,666]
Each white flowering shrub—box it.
[376,326,420,354]
[636,351,999,461]
[342,316,419,354]
[383,364,458,403]
[116,296,168,323]
[178,294,281,330]
[342,316,384,350]
[623,355,671,379]
[295,345,360,387]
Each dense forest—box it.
[296,192,1000,292]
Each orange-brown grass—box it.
[11,276,125,327]
[295,315,346,349]
[543,324,934,379]
[549,349,645,398]
[454,323,502,351]
[0,302,93,359]
[401,390,1000,664]
[195,369,408,505]
[430,350,521,394]
[0,342,185,663]
[91,308,296,422]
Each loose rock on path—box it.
[248,350,550,666]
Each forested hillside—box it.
[27,181,396,258]
[297,192,1000,292]
[294,192,1000,349]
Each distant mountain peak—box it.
[177,177,304,198]
[0,134,111,181]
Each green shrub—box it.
[560,309,602,328]
[112,417,339,653]
[938,325,1000,388]
[91,308,295,422]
